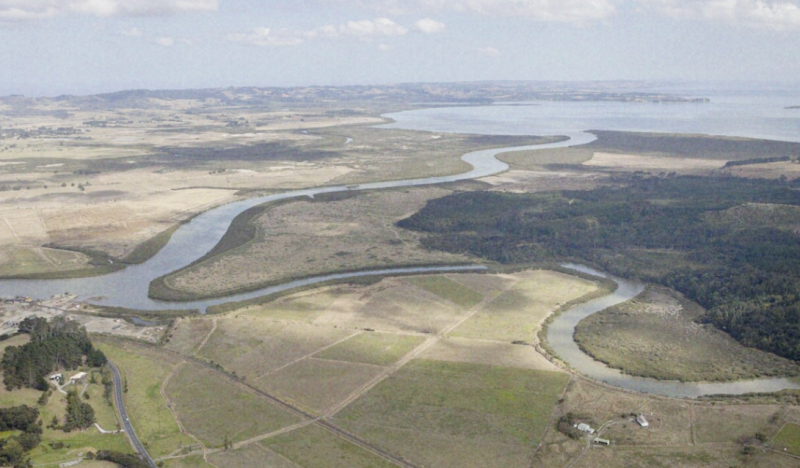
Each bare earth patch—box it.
[582,152,727,172]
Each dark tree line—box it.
[1,317,107,391]
[0,405,42,468]
[399,175,800,360]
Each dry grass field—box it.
[574,287,800,381]
[451,270,598,342]
[161,187,472,298]
[0,99,556,279]
[196,318,355,379]
[164,317,216,356]
[164,362,303,447]
[582,152,727,172]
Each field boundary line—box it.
[193,318,217,356]
[254,443,305,468]
[159,347,422,468]
[326,275,522,418]
[158,361,208,457]
[324,335,439,417]
[253,330,363,381]
[230,420,316,450]
[439,275,521,337]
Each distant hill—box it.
[0,81,710,112]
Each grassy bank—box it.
[573,287,800,382]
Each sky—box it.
[0,0,799,96]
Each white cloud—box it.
[477,46,501,57]
[155,36,175,47]
[637,0,800,29]
[228,18,411,47]
[0,0,217,21]
[415,17,446,33]
[121,27,142,37]
[319,0,618,23]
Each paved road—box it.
[107,360,157,468]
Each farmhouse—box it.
[637,414,649,427]
[575,423,595,434]
[593,437,611,445]
[69,372,87,383]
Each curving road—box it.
[107,360,157,468]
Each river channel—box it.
[550,264,800,398]
[3,90,800,397]
[0,132,595,312]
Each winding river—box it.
[0,132,595,312]
[3,90,800,397]
[550,265,800,398]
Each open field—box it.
[451,270,598,342]
[574,287,800,381]
[261,424,397,468]
[335,360,570,468]
[419,336,558,371]
[154,187,473,300]
[164,362,302,447]
[773,423,800,456]
[582,152,726,172]
[164,318,216,356]
[196,318,355,379]
[315,332,426,367]
[257,358,384,414]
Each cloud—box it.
[121,27,143,37]
[228,18,412,47]
[637,0,800,29]
[415,17,446,33]
[319,0,618,23]
[477,46,501,57]
[155,36,175,47]
[0,0,217,21]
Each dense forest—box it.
[1,317,107,391]
[0,405,41,467]
[399,175,800,360]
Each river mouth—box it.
[547,264,800,398]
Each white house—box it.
[575,423,595,434]
[69,372,87,383]
[636,414,649,427]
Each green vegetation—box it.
[574,288,799,381]
[2,317,105,390]
[261,424,396,468]
[404,275,484,308]
[164,362,301,447]
[316,333,425,367]
[400,175,800,360]
[122,222,183,264]
[586,130,800,160]
[97,342,194,458]
[63,388,95,432]
[93,450,150,468]
[0,405,41,467]
[337,360,569,468]
[773,423,800,456]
